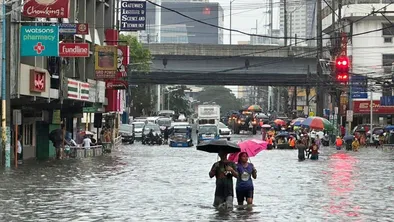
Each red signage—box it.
[23,0,70,18]
[353,100,394,114]
[106,80,128,90]
[117,45,129,78]
[30,70,46,93]
[76,23,89,35]
[203,7,211,15]
[59,43,89,57]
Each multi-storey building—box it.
[141,1,224,44]
[4,0,121,160]
[321,1,394,124]
[279,0,316,46]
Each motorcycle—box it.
[143,132,163,145]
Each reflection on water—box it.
[0,142,393,221]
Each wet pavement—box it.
[0,134,393,221]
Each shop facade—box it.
[352,100,394,126]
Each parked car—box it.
[132,122,145,141]
[119,124,134,144]
[157,117,172,132]
[218,122,231,141]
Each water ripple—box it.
[0,140,393,221]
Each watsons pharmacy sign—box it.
[21,26,59,56]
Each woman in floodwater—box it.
[209,150,238,209]
[236,152,257,206]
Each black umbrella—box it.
[343,135,354,142]
[197,140,240,153]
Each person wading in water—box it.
[236,152,257,206]
[209,150,238,210]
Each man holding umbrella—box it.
[197,140,240,209]
[209,150,238,209]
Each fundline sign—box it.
[59,43,90,57]
[21,26,59,57]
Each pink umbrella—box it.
[228,139,268,163]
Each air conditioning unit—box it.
[42,110,50,122]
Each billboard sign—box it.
[117,45,129,77]
[23,0,70,18]
[59,23,89,35]
[59,43,90,57]
[353,100,394,114]
[94,46,117,71]
[95,46,117,79]
[21,26,59,56]
[120,1,146,31]
[351,75,368,99]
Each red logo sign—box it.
[34,42,45,54]
[76,23,89,35]
[59,43,89,57]
[203,7,211,15]
[353,100,394,114]
[30,70,46,93]
[23,0,70,18]
[106,80,128,90]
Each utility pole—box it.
[230,0,235,45]
[1,0,10,168]
[306,65,311,116]
[283,0,287,46]
[269,0,273,44]
[315,0,324,117]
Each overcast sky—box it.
[213,0,280,44]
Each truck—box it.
[197,105,221,144]
[197,105,220,125]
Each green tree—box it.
[119,35,153,116]
[197,86,242,115]
[164,85,191,115]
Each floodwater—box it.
[0,135,393,221]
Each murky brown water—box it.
[0,135,393,221]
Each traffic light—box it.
[335,56,349,83]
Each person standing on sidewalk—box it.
[17,135,23,164]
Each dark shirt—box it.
[297,144,306,160]
[211,161,237,198]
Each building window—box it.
[384,37,392,43]
[382,54,394,73]
[382,23,394,36]
[23,124,33,146]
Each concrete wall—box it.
[144,43,317,58]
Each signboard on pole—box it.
[23,0,70,18]
[21,26,59,57]
[59,43,90,57]
[351,75,368,99]
[59,23,89,35]
[120,1,146,31]
[346,110,353,122]
[95,46,117,79]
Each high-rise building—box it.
[140,1,224,44]
[279,0,315,46]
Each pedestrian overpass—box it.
[128,44,318,86]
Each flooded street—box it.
[1,134,393,221]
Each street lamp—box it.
[164,88,178,110]
[230,0,236,45]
